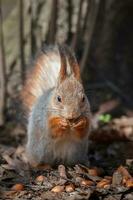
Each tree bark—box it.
[30,0,38,57]
[18,0,25,84]
[0,0,7,126]
[47,0,58,44]
[80,0,100,73]
[67,0,73,42]
[81,0,90,37]
[71,0,84,50]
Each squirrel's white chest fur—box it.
[51,133,88,165]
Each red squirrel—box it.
[21,45,91,167]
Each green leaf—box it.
[99,114,112,123]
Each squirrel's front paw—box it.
[48,117,69,138]
[73,116,90,139]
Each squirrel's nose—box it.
[66,112,81,122]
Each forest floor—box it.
[0,114,133,200]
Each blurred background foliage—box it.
[0,0,133,127]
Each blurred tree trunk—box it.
[18,0,25,84]
[80,0,100,73]
[96,0,116,75]
[67,0,73,42]
[47,0,58,44]
[72,0,84,50]
[83,0,106,82]
[30,0,37,57]
[0,0,7,126]
[81,0,91,37]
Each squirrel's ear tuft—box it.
[65,46,81,81]
[58,45,67,83]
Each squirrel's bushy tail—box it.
[21,45,60,116]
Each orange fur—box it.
[73,116,89,139]
[48,116,89,139]
[58,46,67,82]
[48,117,69,138]
[65,46,81,81]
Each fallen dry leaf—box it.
[114,165,132,187]
[11,183,24,191]
[117,165,132,179]
[35,175,45,183]
[58,165,67,179]
[51,185,65,193]
[125,179,133,188]
[36,164,52,170]
[65,183,75,192]
[81,179,95,187]
[88,167,103,177]
[104,176,112,181]
[97,179,111,188]
[75,164,87,174]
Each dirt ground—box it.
[0,116,133,200]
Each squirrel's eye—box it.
[82,96,85,102]
[57,96,62,102]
